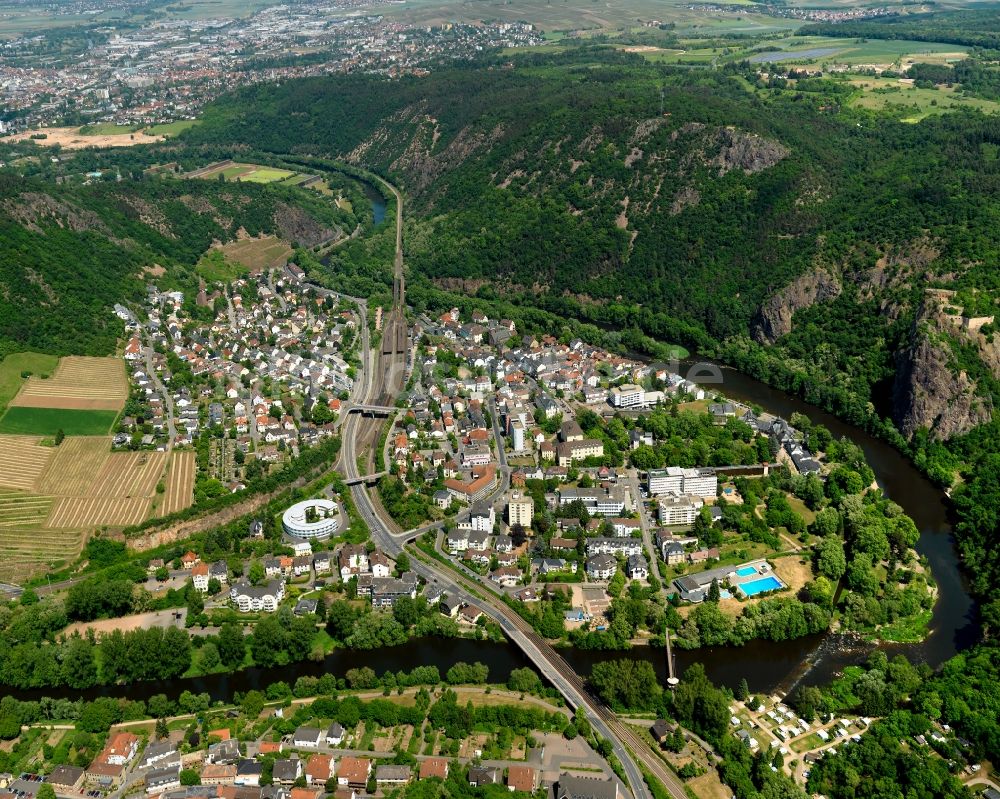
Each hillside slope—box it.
[189,51,1000,430]
[0,175,353,356]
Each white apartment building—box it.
[507,492,533,528]
[610,384,645,408]
[658,493,705,525]
[648,467,718,497]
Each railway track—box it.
[339,170,688,799]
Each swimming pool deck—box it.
[673,557,785,601]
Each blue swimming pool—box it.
[736,566,759,577]
[741,576,782,596]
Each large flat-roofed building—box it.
[647,467,683,495]
[647,467,717,498]
[282,498,340,539]
[610,384,644,408]
[658,493,705,526]
[557,487,625,517]
[683,467,718,497]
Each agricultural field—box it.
[46,496,152,527]
[36,436,110,495]
[0,436,53,491]
[0,430,194,582]
[0,356,127,435]
[157,451,196,516]
[91,451,169,498]
[0,352,59,413]
[9,356,128,410]
[848,77,1000,121]
[0,489,86,585]
[0,407,118,436]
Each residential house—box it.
[337,758,371,790]
[419,759,449,781]
[305,755,334,786]
[201,764,238,786]
[507,766,536,793]
[468,767,502,787]
[145,765,181,795]
[375,766,411,787]
[586,554,617,581]
[236,760,263,787]
[292,727,323,749]
[326,723,345,746]
[272,759,302,785]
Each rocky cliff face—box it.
[751,267,842,344]
[892,304,992,440]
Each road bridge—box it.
[345,404,396,416]
[344,472,387,486]
[335,170,685,799]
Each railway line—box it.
[337,172,687,799]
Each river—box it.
[13,358,976,706]
[360,180,386,226]
[7,187,977,705]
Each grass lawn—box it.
[220,164,254,179]
[241,167,295,183]
[0,352,58,413]
[144,120,199,137]
[0,407,117,436]
[197,249,249,282]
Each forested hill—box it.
[0,176,349,357]
[188,49,1000,594]
[190,51,1000,417]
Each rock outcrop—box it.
[892,304,993,440]
[709,127,789,176]
[751,267,842,344]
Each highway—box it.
[333,175,690,799]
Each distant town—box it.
[0,0,540,132]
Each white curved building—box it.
[282,498,340,539]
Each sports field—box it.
[196,162,296,184]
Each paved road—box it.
[625,468,663,587]
[333,174,676,799]
[143,335,176,446]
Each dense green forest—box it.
[0,172,358,357]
